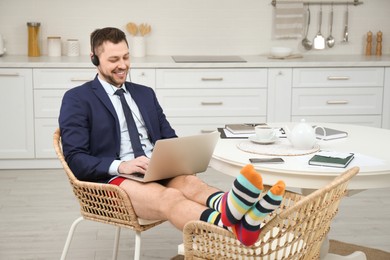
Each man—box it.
[59,27,285,246]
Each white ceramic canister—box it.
[47,36,61,57]
[66,39,80,56]
[131,36,146,57]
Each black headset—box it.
[90,29,101,66]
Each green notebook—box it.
[309,152,354,168]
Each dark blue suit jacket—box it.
[59,75,177,183]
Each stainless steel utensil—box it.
[326,5,335,48]
[302,5,312,50]
[313,6,325,50]
[343,5,349,42]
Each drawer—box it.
[292,87,383,115]
[291,115,382,128]
[130,69,156,89]
[33,69,96,89]
[35,118,58,158]
[157,88,267,117]
[168,116,266,136]
[293,67,384,88]
[34,89,67,118]
[156,69,267,89]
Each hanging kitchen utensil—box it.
[326,4,335,48]
[302,5,313,50]
[342,5,349,42]
[313,5,325,50]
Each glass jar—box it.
[27,22,41,57]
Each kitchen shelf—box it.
[271,0,363,6]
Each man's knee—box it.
[160,187,185,204]
[181,175,209,197]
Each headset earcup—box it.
[91,55,99,66]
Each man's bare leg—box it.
[164,175,220,205]
[119,179,209,230]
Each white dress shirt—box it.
[98,77,153,175]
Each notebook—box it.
[225,123,265,134]
[119,131,220,182]
[314,126,348,140]
[308,151,354,168]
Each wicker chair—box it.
[183,167,360,260]
[53,128,164,260]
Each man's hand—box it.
[118,156,150,175]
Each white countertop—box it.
[1,54,390,68]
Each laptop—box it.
[118,131,220,182]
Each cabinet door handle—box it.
[201,101,223,106]
[201,77,224,81]
[327,100,349,105]
[201,130,215,134]
[0,73,20,77]
[327,76,350,80]
[70,78,93,82]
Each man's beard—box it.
[100,69,128,87]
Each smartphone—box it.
[249,158,285,163]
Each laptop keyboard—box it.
[130,172,144,179]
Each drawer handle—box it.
[0,73,20,77]
[201,77,224,81]
[201,130,215,134]
[327,100,349,105]
[70,78,93,82]
[201,101,223,106]
[327,76,350,80]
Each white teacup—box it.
[255,125,277,140]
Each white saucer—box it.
[248,135,279,144]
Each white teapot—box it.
[284,119,326,150]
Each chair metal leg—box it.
[112,226,121,260]
[134,231,141,260]
[61,216,143,260]
[60,216,85,260]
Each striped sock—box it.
[232,180,286,246]
[206,191,224,212]
[220,164,264,227]
[200,208,231,231]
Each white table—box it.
[210,123,390,260]
[211,123,390,191]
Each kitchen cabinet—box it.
[0,55,389,168]
[0,69,34,158]
[383,67,390,129]
[156,68,268,136]
[267,68,292,122]
[291,67,385,127]
[33,68,96,158]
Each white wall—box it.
[0,0,389,56]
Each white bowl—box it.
[270,47,292,58]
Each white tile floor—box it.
[0,168,389,259]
